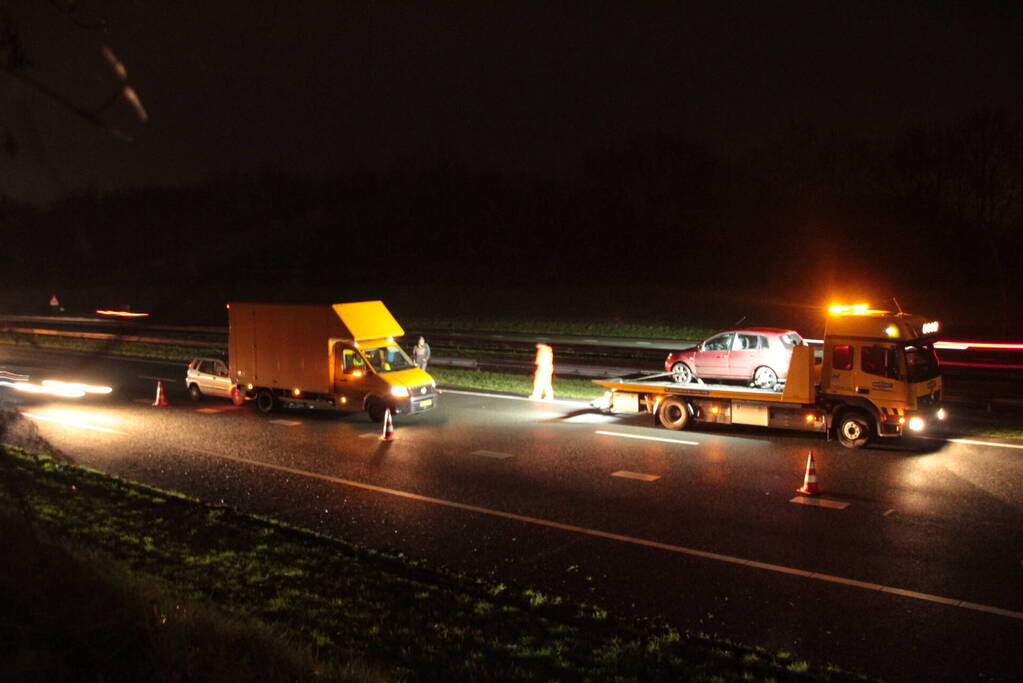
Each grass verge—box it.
[431,367,604,400]
[0,443,866,682]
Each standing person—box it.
[413,336,431,371]
[529,343,554,401]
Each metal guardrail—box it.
[3,316,1022,399]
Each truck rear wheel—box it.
[658,397,690,430]
[836,411,872,448]
[256,389,277,414]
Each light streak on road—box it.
[41,380,113,394]
[23,411,126,434]
[2,381,85,397]
[95,309,150,318]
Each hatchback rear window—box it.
[779,333,803,349]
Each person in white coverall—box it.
[529,343,554,401]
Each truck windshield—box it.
[904,343,940,383]
[362,344,416,374]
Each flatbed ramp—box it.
[595,377,795,402]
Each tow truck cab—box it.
[820,306,944,442]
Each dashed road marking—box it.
[168,447,1023,622]
[270,419,301,426]
[790,496,850,510]
[471,450,514,459]
[612,470,660,482]
[196,406,236,413]
[884,509,896,517]
[139,375,178,383]
[596,430,700,446]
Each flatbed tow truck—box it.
[593,305,946,448]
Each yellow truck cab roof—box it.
[332,301,404,342]
[825,307,940,342]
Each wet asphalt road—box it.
[3,346,1023,682]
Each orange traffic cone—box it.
[380,408,395,441]
[797,451,820,495]
[153,380,168,407]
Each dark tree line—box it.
[2,108,1021,329]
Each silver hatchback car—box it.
[185,357,234,401]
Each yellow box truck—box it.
[228,301,437,421]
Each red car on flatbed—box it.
[664,328,805,389]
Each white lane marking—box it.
[612,470,660,482]
[139,375,179,383]
[22,412,126,434]
[443,389,589,408]
[790,496,850,510]
[945,438,1023,451]
[596,430,700,446]
[471,450,514,459]
[178,447,1023,621]
[196,406,236,414]
[269,419,301,426]
[582,338,600,343]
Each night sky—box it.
[3,1,1022,204]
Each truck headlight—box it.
[908,416,925,432]
[936,408,947,421]
[390,385,410,398]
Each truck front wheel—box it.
[658,397,690,430]
[836,411,872,448]
[256,389,277,414]
[366,398,387,423]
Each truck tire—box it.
[188,383,202,402]
[836,411,872,448]
[256,389,277,414]
[658,397,690,430]
[366,398,387,423]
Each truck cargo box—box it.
[228,301,404,394]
